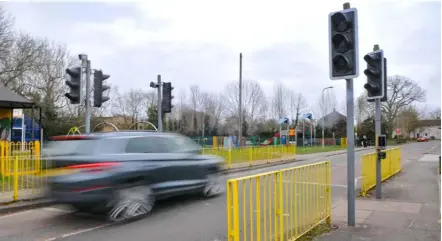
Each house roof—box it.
[0,87,36,109]
[420,119,441,127]
[317,110,347,124]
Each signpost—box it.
[395,128,401,135]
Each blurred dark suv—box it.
[44,131,224,222]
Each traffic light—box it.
[162,82,174,113]
[65,67,82,104]
[93,70,110,107]
[328,8,359,80]
[368,57,387,102]
[363,50,384,100]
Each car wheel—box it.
[108,185,154,223]
[203,173,224,197]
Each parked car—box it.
[43,131,224,222]
[417,136,429,142]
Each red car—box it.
[417,137,429,142]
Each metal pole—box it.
[85,60,91,134]
[322,90,325,148]
[302,120,305,147]
[238,53,243,147]
[157,75,163,132]
[343,2,356,228]
[373,44,382,199]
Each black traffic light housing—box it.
[65,67,82,104]
[328,8,359,80]
[368,57,387,102]
[162,82,174,113]
[363,50,385,100]
[93,70,110,107]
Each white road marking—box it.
[0,209,34,220]
[43,224,112,241]
[42,207,73,214]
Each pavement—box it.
[0,142,432,241]
[315,140,441,241]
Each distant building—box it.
[417,119,441,139]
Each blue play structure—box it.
[11,115,41,142]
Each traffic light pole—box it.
[342,1,356,228]
[373,44,382,199]
[85,60,92,134]
[157,75,163,132]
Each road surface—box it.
[0,141,438,241]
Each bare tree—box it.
[111,88,146,129]
[317,89,337,118]
[288,91,307,129]
[428,107,441,119]
[355,92,375,125]
[224,80,267,134]
[382,75,426,134]
[204,93,227,134]
[0,33,44,92]
[272,82,289,119]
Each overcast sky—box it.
[2,0,441,114]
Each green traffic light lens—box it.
[332,55,352,74]
[331,12,350,32]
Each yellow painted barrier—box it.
[227,161,332,241]
[340,137,348,147]
[360,147,402,197]
[202,145,296,169]
[0,155,49,202]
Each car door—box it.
[166,135,208,187]
[125,136,181,195]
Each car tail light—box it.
[66,162,120,173]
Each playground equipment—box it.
[127,121,158,131]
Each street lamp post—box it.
[321,86,334,148]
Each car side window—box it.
[125,136,178,153]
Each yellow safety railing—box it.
[202,145,296,169]
[227,161,332,241]
[0,155,49,202]
[340,137,347,147]
[360,147,402,197]
[0,141,41,176]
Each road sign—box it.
[395,128,401,135]
[289,128,296,136]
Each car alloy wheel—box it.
[108,186,154,223]
[203,173,224,197]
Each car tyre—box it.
[202,173,224,197]
[107,185,154,223]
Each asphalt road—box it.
[0,141,439,241]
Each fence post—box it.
[249,147,252,167]
[326,161,332,225]
[277,171,284,240]
[13,156,19,201]
[228,147,232,169]
[0,141,4,176]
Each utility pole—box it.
[157,75,163,132]
[328,2,359,226]
[373,44,382,199]
[322,86,333,148]
[84,58,91,134]
[238,53,243,147]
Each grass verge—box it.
[297,223,332,241]
[296,146,345,155]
